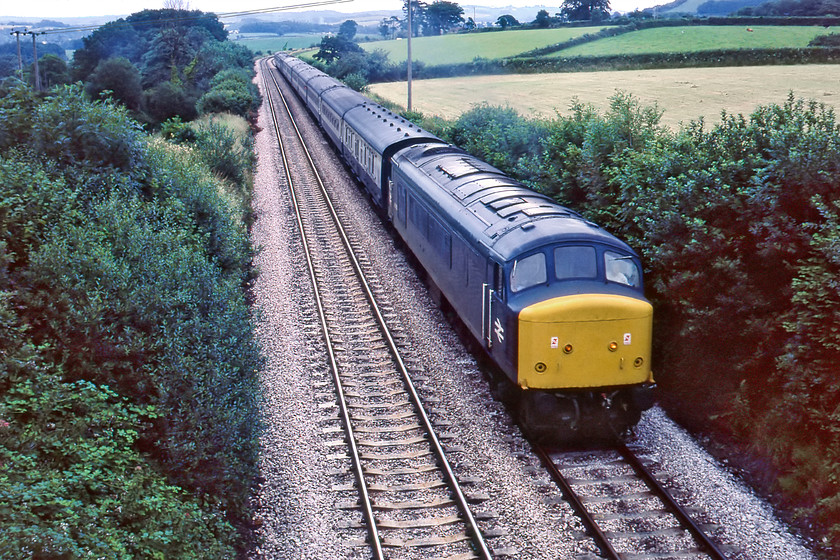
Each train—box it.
[272,53,655,439]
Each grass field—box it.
[231,34,322,54]
[368,65,840,129]
[551,25,840,57]
[360,27,605,65]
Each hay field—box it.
[368,65,840,128]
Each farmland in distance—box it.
[551,25,840,57]
[368,65,840,129]
[360,26,605,65]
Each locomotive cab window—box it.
[510,252,547,293]
[605,251,640,287]
[554,246,597,280]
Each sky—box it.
[5,0,661,20]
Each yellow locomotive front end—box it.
[518,294,654,390]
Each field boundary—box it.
[392,46,840,82]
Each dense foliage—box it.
[437,95,840,556]
[737,0,840,15]
[0,82,260,557]
[70,8,257,125]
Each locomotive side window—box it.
[605,251,641,287]
[554,246,597,280]
[510,253,546,293]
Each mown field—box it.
[369,64,840,129]
[359,26,605,65]
[551,25,840,57]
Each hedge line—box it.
[0,83,261,557]
[431,95,840,558]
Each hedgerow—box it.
[0,82,260,556]
[440,94,840,557]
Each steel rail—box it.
[263,59,493,560]
[618,443,730,560]
[259,60,385,560]
[534,445,622,560]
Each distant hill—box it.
[659,0,767,14]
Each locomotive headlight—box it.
[534,362,547,373]
[608,341,619,352]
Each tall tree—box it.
[425,1,464,35]
[403,0,428,37]
[338,19,358,40]
[560,0,611,21]
[534,9,553,27]
[496,14,520,29]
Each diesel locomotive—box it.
[272,53,655,438]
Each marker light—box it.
[608,342,619,352]
[535,362,547,373]
[563,344,573,354]
[634,357,644,368]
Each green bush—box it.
[0,374,236,559]
[439,94,840,555]
[196,69,260,119]
[191,118,256,191]
[1,81,260,555]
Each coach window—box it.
[555,246,597,280]
[510,252,546,293]
[605,251,641,287]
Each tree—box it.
[86,57,143,111]
[496,14,520,29]
[34,54,70,89]
[313,35,363,64]
[403,0,428,37]
[338,19,358,40]
[561,0,611,21]
[425,1,464,35]
[534,9,553,27]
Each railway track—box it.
[535,442,732,560]
[259,59,494,560]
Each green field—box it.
[550,25,840,57]
[361,27,605,65]
[231,34,322,54]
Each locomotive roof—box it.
[392,143,636,262]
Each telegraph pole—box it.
[9,29,26,81]
[406,0,413,112]
[26,30,45,91]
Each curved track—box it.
[259,59,493,560]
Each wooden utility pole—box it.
[25,31,45,91]
[9,29,25,81]
[406,0,413,112]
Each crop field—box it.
[368,64,840,129]
[360,27,605,65]
[232,34,322,53]
[550,25,840,57]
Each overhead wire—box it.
[21,0,353,35]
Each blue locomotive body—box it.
[272,53,656,437]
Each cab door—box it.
[483,262,514,377]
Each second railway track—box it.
[536,442,732,560]
[259,59,494,560]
